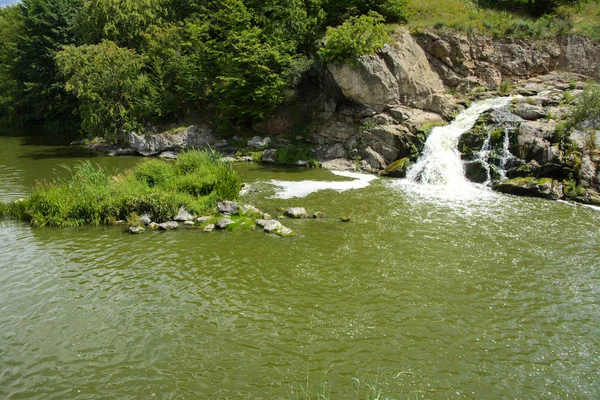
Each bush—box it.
[570,84,600,128]
[6,150,242,227]
[377,0,410,23]
[0,201,7,217]
[318,12,389,64]
[275,142,316,165]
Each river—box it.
[1,129,599,399]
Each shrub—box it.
[570,84,600,128]
[498,79,514,95]
[0,201,7,217]
[377,0,410,23]
[275,142,315,165]
[318,12,389,64]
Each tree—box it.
[13,0,85,132]
[79,0,167,48]
[0,6,23,123]
[56,41,159,141]
[318,11,388,64]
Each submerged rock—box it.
[129,226,145,234]
[276,226,294,237]
[285,207,307,218]
[313,211,327,219]
[256,219,282,232]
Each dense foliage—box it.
[3,150,243,227]
[0,0,408,140]
[0,0,597,140]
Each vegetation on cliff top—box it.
[2,150,242,227]
[0,0,597,142]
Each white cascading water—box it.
[406,97,512,186]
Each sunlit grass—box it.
[2,150,243,227]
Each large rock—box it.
[361,124,417,163]
[363,147,387,170]
[517,120,556,161]
[215,218,234,229]
[256,219,282,233]
[218,201,240,216]
[128,125,217,156]
[327,31,446,112]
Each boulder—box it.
[158,221,179,230]
[148,222,159,230]
[493,178,561,200]
[218,201,240,216]
[128,125,216,156]
[184,221,195,226]
[383,157,412,178]
[129,226,145,234]
[362,124,416,163]
[174,207,194,222]
[285,207,308,218]
[362,147,387,170]
[276,226,294,237]
[197,216,213,224]
[327,31,445,112]
[464,160,489,183]
[517,120,556,161]
[203,224,215,232]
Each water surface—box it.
[1,134,599,399]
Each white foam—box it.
[269,170,378,199]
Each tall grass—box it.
[3,150,243,227]
[406,0,600,41]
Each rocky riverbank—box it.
[85,28,600,205]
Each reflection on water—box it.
[1,136,599,399]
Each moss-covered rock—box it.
[382,157,412,178]
[493,177,562,200]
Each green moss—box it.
[6,150,242,227]
[563,179,586,199]
[383,157,412,177]
[0,202,7,217]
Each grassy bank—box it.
[3,150,242,227]
[406,0,600,41]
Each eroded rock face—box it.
[327,31,446,113]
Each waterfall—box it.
[406,97,512,186]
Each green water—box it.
[1,135,599,399]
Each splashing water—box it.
[406,97,512,186]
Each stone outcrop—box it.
[327,31,447,113]
[128,125,217,156]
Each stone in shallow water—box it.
[276,226,294,237]
[203,224,215,232]
[129,226,145,234]
[159,221,179,230]
[256,219,282,233]
[313,211,327,219]
[148,222,159,230]
[285,207,307,218]
[184,221,195,226]
[215,218,233,229]
[197,216,212,224]
[218,201,240,216]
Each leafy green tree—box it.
[13,0,85,132]
[0,6,23,123]
[318,11,388,64]
[56,41,159,141]
[79,0,167,48]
